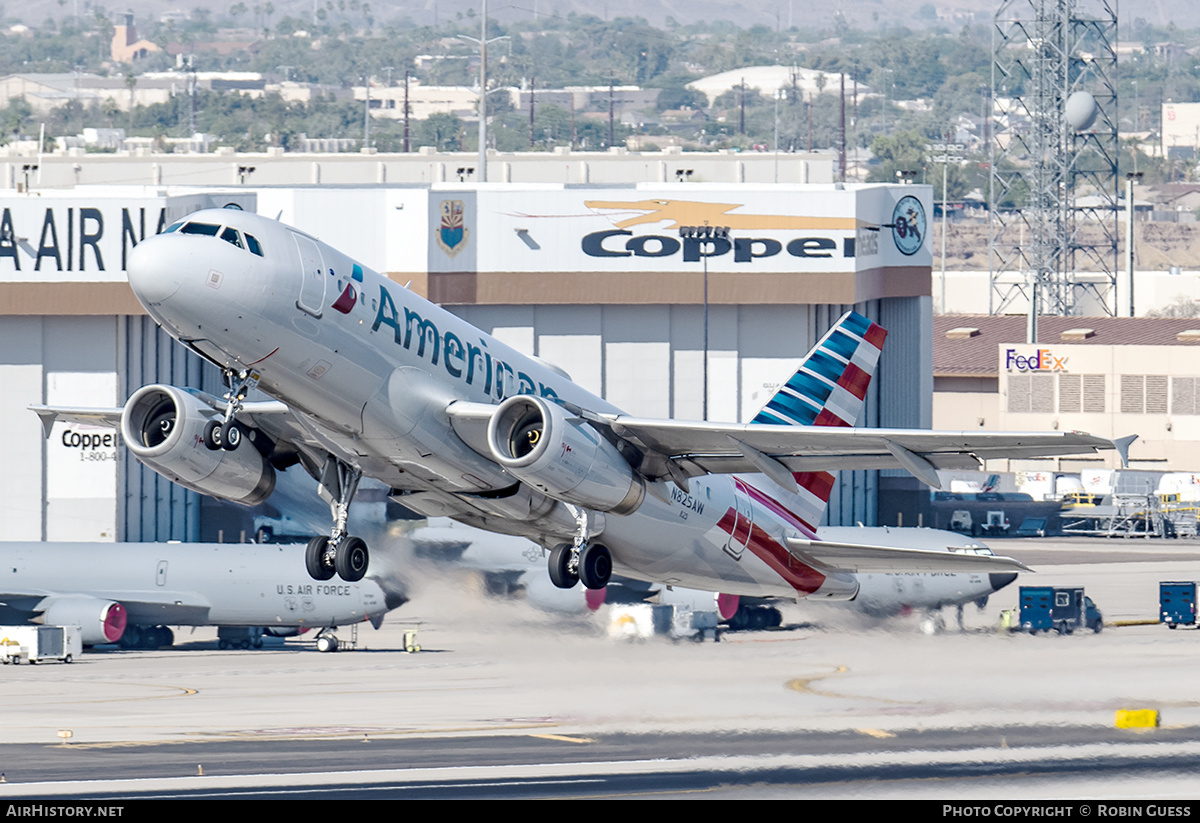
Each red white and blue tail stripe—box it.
[752,311,886,429]
[749,311,886,531]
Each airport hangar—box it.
[0,180,936,544]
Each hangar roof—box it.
[934,314,1200,377]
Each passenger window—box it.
[180,222,220,236]
[220,227,244,249]
[245,233,264,257]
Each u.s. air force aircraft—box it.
[0,541,402,651]
[32,209,1133,602]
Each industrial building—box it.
[2,176,933,542]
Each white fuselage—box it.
[125,210,1004,603]
[0,541,393,628]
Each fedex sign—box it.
[1005,348,1068,372]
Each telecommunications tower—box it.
[989,0,1119,341]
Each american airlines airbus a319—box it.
[33,208,1133,603]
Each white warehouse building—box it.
[1,181,934,542]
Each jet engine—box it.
[487,395,644,515]
[121,384,276,505]
[36,596,127,645]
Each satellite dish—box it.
[1066,91,1098,131]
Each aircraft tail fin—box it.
[750,311,886,526]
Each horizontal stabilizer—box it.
[785,537,1032,575]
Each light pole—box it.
[774,88,786,182]
[458,0,508,182]
[1124,171,1143,317]
[679,225,731,421]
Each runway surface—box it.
[3,537,1200,799]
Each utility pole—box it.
[363,74,370,149]
[529,76,535,148]
[608,78,615,148]
[458,0,508,181]
[403,70,411,153]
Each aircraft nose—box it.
[989,572,1018,593]
[127,234,186,306]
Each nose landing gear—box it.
[203,368,259,452]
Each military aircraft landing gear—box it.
[305,459,370,583]
[547,506,611,590]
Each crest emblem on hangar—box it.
[436,199,470,258]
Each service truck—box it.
[1018,586,1103,634]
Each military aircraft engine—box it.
[36,596,127,645]
[121,384,275,505]
[487,395,645,515]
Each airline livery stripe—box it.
[787,371,834,402]
[864,323,887,349]
[837,363,872,400]
[794,471,836,500]
[761,394,818,425]
[743,525,825,594]
[841,311,872,338]
[812,408,850,427]
[823,329,860,361]
[715,511,825,594]
[805,349,848,384]
[742,480,821,536]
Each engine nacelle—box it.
[121,384,275,505]
[487,395,644,515]
[37,596,126,645]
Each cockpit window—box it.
[245,233,264,257]
[220,227,245,249]
[180,222,220,236]
[164,220,185,233]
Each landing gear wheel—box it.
[306,536,336,581]
[578,543,612,590]
[220,419,241,450]
[335,536,369,582]
[202,419,223,451]
[316,635,339,653]
[548,543,579,589]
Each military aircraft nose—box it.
[989,572,1018,593]
[126,234,186,307]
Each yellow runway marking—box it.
[529,734,595,744]
[785,665,913,705]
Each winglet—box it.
[28,406,59,438]
[1112,434,1138,467]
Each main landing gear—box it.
[548,506,612,590]
[305,459,370,583]
[202,368,259,452]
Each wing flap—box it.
[595,414,1133,486]
[785,537,1032,574]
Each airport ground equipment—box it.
[0,625,81,664]
[1061,492,1199,538]
[1018,586,1103,634]
[1160,582,1197,629]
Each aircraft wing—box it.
[29,405,123,435]
[0,590,214,625]
[584,412,1135,489]
[785,538,1032,574]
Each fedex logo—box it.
[1005,349,1068,372]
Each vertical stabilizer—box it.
[749,311,886,530]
